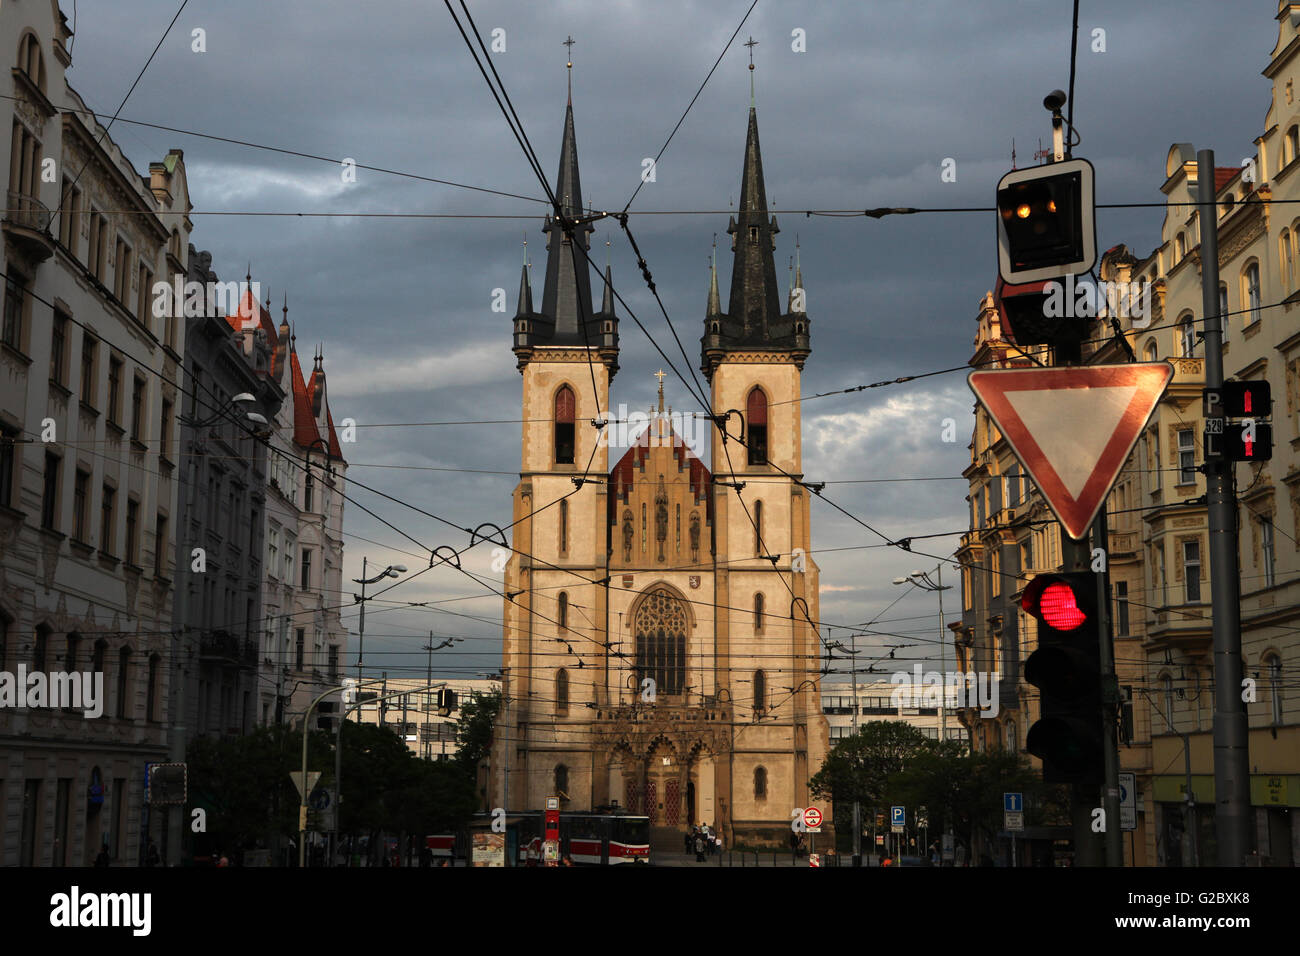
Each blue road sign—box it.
[1004,792,1023,813]
[891,806,905,826]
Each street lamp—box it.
[352,559,407,702]
[894,565,955,864]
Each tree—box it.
[808,721,932,812]
[453,689,501,778]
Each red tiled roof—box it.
[224,288,284,377]
[609,418,712,505]
[1215,166,1240,194]
[326,408,345,461]
[289,349,321,449]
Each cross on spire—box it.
[564,35,575,99]
[745,36,758,104]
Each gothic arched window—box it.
[753,500,763,556]
[754,766,767,799]
[747,387,768,465]
[634,588,687,696]
[753,669,766,713]
[556,669,569,715]
[559,499,568,554]
[554,386,575,464]
[558,591,568,630]
[753,593,764,632]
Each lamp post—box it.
[894,566,954,863]
[352,559,406,718]
[167,391,268,867]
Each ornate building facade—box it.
[491,84,830,849]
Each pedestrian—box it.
[145,841,161,867]
[694,832,706,863]
[789,829,799,862]
[685,828,693,855]
[94,844,110,868]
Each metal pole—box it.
[850,629,861,867]
[427,634,434,761]
[1093,507,1122,866]
[356,556,367,709]
[1197,148,1251,867]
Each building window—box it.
[304,468,313,512]
[295,628,305,670]
[88,210,107,281]
[154,515,167,578]
[1177,429,1195,484]
[80,334,97,406]
[1183,540,1201,604]
[746,387,768,465]
[1245,263,1261,325]
[1283,230,1295,292]
[107,355,123,426]
[100,485,115,555]
[125,498,139,565]
[2,273,25,350]
[559,498,568,554]
[1266,654,1283,725]
[1179,314,1196,358]
[59,179,80,254]
[33,624,48,671]
[0,424,16,508]
[160,399,173,459]
[558,591,568,630]
[556,669,569,715]
[41,452,59,530]
[137,264,154,330]
[634,587,687,696]
[301,548,312,590]
[1152,430,1162,490]
[131,376,146,443]
[146,654,161,721]
[753,592,764,631]
[555,764,569,796]
[116,648,131,718]
[1174,233,1185,260]
[113,237,132,306]
[72,469,89,542]
[50,312,68,385]
[753,669,766,713]
[754,765,767,800]
[328,645,339,682]
[1114,580,1129,636]
[753,499,763,556]
[9,118,40,200]
[554,385,575,464]
[1288,126,1300,166]
[1260,517,1275,588]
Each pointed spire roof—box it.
[515,263,534,318]
[725,107,782,339]
[539,99,596,342]
[707,239,722,316]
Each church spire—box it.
[707,235,721,316]
[724,101,781,340]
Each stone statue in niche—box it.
[622,510,634,563]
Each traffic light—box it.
[1224,420,1272,462]
[995,276,1086,363]
[437,688,457,717]
[996,158,1096,284]
[1021,572,1104,786]
[1221,380,1270,417]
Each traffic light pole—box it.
[1196,148,1251,866]
[1092,507,1123,866]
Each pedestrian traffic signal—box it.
[1220,380,1270,417]
[996,158,1096,284]
[1224,420,1272,462]
[1021,572,1104,786]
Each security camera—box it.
[1043,89,1067,113]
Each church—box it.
[491,69,830,850]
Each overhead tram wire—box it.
[49,0,190,238]
[620,0,761,214]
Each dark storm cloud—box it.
[59,0,1273,672]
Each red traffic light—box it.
[1021,575,1089,631]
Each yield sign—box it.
[968,362,1173,540]
[289,771,321,800]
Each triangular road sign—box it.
[289,771,321,800]
[968,362,1173,540]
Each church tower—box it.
[494,57,828,853]
[497,66,620,815]
[699,80,826,841]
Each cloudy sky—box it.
[59,1,1273,681]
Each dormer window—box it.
[749,225,759,245]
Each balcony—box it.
[3,190,54,261]
[198,630,258,668]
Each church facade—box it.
[491,87,830,850]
